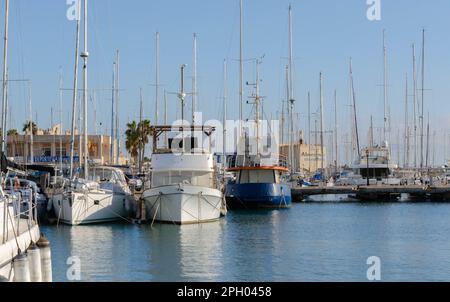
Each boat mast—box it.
[412,44,417,168]
[179,64,187,148]
[420,29,425,169]
[115,50,120,165]
[255,60,261,156]
[59,67,63,172]
[192,33,197,125]
[27,83,34,164]
[383,29,388,144]
[223,59,227,169]
[334,89,338,173]
[369,115,374,148]
[404,73,409,168]
[81,0,89,179]
[308,91,311,172]
[69,0,81,179]
[0,0,8,157]
[139,88,143,173]
[110,61,115,164]
[288,4,296,173]
[155,32,159,125]
[425,113,429,168]
[349,58,360,158]
[239,0,244,135]
[319,72,324,171]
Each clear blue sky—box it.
[2,0,450,165]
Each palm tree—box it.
[125,119,152,165]
[23,121,37,135]
[138,120,152,165]
[7,129,18,136]
[125,121,139,163]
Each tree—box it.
[138,120,152,165]
[7,129,18,136]
[23,121,37,135]
[125,121,139,163]
[125,119,152,166]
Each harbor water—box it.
[42,201,450,282]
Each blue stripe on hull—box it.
[225,183,292,209]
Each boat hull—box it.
[225,183,292,209]
[142,185,223,224]
[51,191,132,225]
[0,222,40,281]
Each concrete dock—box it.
[291,185,450,202]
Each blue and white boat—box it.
[225,165,292,209]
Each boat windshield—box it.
[152,171,214,188]
[89,168,127,184]
[238,169,279,184]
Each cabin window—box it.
[238,170,275,184]
[152,171,213,188]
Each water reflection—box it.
[42,203,450,282]
[148,221,225,281]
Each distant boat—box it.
[349,144,400,185]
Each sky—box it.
[2,0,450,166]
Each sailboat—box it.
[1,0,52,282]
[50,0,133,225]
[142,65,224,224]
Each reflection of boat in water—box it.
[149,223,225,281]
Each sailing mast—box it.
[420,29,425,169]
[288,4,296,173]
[69,0,81,179]
[139,88,143,173]
[192,33,197,125]
[25,83,33,164]
[334,89,338,173]
[319,72,324,171]
[239,0,244,135]
[110,61,115,164]
[308,91,311,172]
[81,0,89,179]
[412,44,417,168]
[0,0,8,156]
[255,60,261,156]
[404,73,409,168]
[115,50,120,165]
[369,115,374,148]
[383,29,388,144]
[155,32,160,125]
[223,59,227,169]
[59,67,63,172]
[349,58,360,158]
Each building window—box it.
[56,148,67,157]
[42,147,52,157]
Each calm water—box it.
[42,202,450,282]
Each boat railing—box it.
[1,184,36,245]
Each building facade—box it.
[6,134,126,165]
[280,140,326,173]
